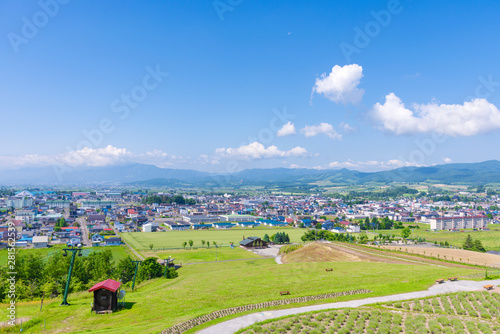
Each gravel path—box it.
[197,279,500,334]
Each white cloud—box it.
[339,122,355,132]
[289,163,306,169]
[442,157,452,164]
[312,64,364,104]
[0,145,184,170]
[372,93,500,136]
[61,146,132,167]
[214,142,308,160]
[301,123,342,140]
[314,159,421,171]
[277,122,296,136]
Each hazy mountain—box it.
[1,160,500,187]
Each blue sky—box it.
[1,0,500,172]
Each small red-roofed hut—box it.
[88,279,121,313]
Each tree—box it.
[401,227,411,239]
[149,243,154,250]
[182,241,187,249]
[463,234,474,250]
[472,239,486,252]
[207,241,210,248]
[285,233,290,243]
[201,240,206,247]
[137,257,162,281]
[188,240,194,248]
[116,256,136,284]
[315,223,322,229]
[263,234,270,242]
[165,268,178,279]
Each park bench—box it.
[280,291,290,296]
[326,268,333,271]
[483,285,494,290]
[435,279,445,284]
[448,277,458,281]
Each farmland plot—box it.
[238,292,500,334]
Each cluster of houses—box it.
[1,188,499,249]
[0,190,127,248]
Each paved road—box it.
[78,217,91,247]
[198,279,500,334]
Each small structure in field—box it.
[89,279,122,313]
[239,236,267,249]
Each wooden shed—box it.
[88,279,121,313]
[239,236,268,249]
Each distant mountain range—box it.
[1,160,500,187]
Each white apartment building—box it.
[429,215,488,230]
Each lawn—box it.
[0,259,480,333]
[140,246,263,263]
[0,245,136,267]
[120,227,306,250]
[376,224,500,251]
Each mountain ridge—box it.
[0,160,499,186]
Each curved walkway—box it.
[198,278,500,334]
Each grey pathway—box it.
[198,279,500,334]
[115,228,144,261]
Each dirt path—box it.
[115,229,144,261]
[183,257,273,265]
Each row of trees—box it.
[0,250,176,302]
[301,229,357,243]
[180,240,219,249]
[263,232,290,244]
[359,217,407,231]
[142,195,196,205]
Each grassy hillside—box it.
[140,246,263,263]
[1,258,480,333]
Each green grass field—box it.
[377,223,500,251]
[0,258,480,333]
[140,246,263,263]
[121,227,306,250]
[0,245,135,267]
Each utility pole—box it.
[163,256,171,278]
[131,260,142,291]
[61,247,83,306]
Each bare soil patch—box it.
[282,242,419,265]
[376,245,500,267]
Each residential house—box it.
[105,237,121,246]
[32,236,49,248]
[91,234,104,246]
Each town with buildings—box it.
[1,188,498,250]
